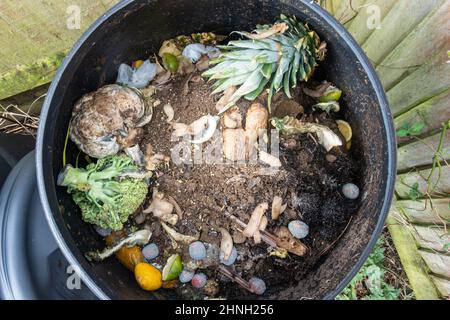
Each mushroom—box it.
[271,116,342,152]
[259,216,268,231]
[224,211,307,257]
[143,144,170,171]
[254,216,269,244]
[167,195,183,219]
[69,85,153,158]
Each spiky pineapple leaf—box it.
[202,14,324,114]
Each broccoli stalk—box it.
[57,155,149,231]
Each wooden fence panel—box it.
[361,0,443,66]
[397,199,450,225]
[394,90,450,144]
[396,167,450,199]
[431,276,450,298]
[387,53,450,117]
[376,1,450,91]
[346,0,396,44]
[419,251,450,279]
[387,206,440,299]
[413,226,450,253]
[331,0,367,24]
[397,131,450,172]
[0,0,119,100]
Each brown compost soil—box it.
[137,70,361,299]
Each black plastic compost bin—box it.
[36,0,396,300]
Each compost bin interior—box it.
[38,0,395,299]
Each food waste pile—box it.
[58,15,361,299]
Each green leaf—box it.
[408,182,423,201]
[244,76,270,101]
[283,64,293,98]
[443,242,450,252]
[336,235,401,301]
[409,122,425,136]
[396,129,409,138]
[261,63,274,79]
[211,73,251,94]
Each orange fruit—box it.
[116,246,145,271]
[135,263,163,291]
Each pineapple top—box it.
[203,14,327,114]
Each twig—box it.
[0,104,39,137]
[217,265,254,293]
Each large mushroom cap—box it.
[69,84,152,158]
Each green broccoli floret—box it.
[57,155,149,231]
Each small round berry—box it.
[288,220,309,239]
[189,241,207,260]
[179,270,195,283]
[342,183,360,200]
[249,277,266,295]
[220,246,238,266]
[191,273,207,288]
[142,243,159,261]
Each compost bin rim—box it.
[36,0,397,300]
